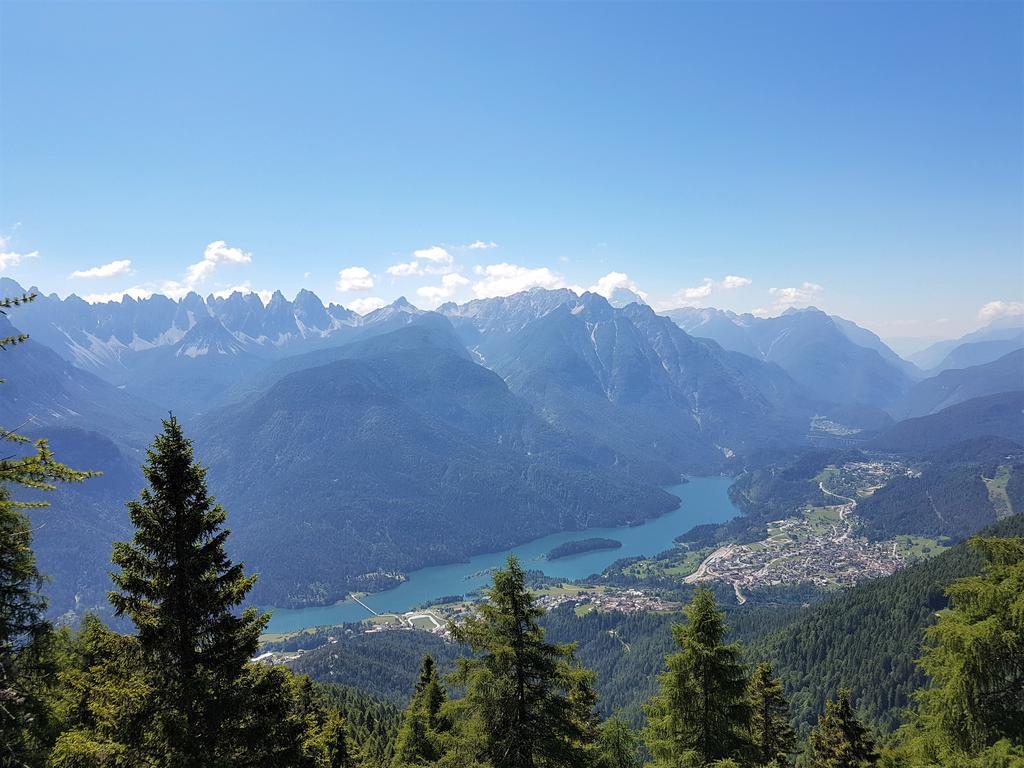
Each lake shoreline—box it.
[265,475,738,634]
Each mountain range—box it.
[3,278,1022,610]
[663,305,917,409]
[907,313,1024,372]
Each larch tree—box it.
[907,535,1024,762]
[643,588,752,767]
[108,415,268,766]
[444,555,597,768]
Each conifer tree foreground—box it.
[644,589,752,767]
[444,555,597,768]
[0,293,92,765]
[807,689,879,768]
[596,716,642,768]
[109,415,268,767]
[747,663,795,767]
[391,655,448,767]
[885,535,1024,766]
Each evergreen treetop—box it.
[445,555,597,768]
[807,689,879,768]
[644,588,752,766]
[108,415,268,766]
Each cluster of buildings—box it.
[685,461,917,601]
[687,516,902,601]
[535,587,679,614]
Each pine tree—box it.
[109,415,268,767]
[643,588,752,767]
[596,716,641,768]
[807,689,879,768]
[392,655,448,766]
[0,293,92,765]
[444,555,597,768]
[748,663,795,766]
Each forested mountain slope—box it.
[200,326,678,606]
[871,390,1024,453]
[748,514,1024,732]
[21,428,143,616]
[856,437,1022,540]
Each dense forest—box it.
[546,538,623,560]
[2,293,1022,767]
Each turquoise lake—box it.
[265,475,739,633]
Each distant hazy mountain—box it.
[929,334,1024,374]
[871,391,1024,453]
[909,315,1024,371]
[662,306,915,410]
[0,312,162,447]
[828,315,920,378]
[199,324,678,606]
[439,288,581,363]
[229,311,460,403]
[0,279,436,415]
[895,349,1024,418]
[0,279,365,378]
[445,291,868,479]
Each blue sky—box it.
[1,1,1021,340]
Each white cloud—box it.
[467,240,498,250]
[303,271,312,279]
[0,249,39,271]
[336,266,375,292]
[768,282,824,308]
[683,279,715,300]
[81,286,153,303]
[387,245,456,277]
[413,245,452,264]
[416,273,471,306]
[588,272,648,300]
[979,300,1024,321]
[70,259,133,279]
[348,296,387,315]
[472,263,570,299]
[721,275,752,289]
[185,240,252,287]
[657,275,753,310]
[387,260,422,277]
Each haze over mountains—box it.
[4,277,1022,610]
